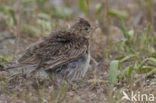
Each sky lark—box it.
[8,18,97,81]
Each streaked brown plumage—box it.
[8,18,96,81]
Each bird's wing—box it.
[43,44,88,70]
[18,30,64,64]
[18,31,89,71]
[18,41,42,65]
[41,31,89,70]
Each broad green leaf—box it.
[109,60,119,86]
[96,3,103,16]
[108,10,128,19]
[79,0,89,14]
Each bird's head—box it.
[70,18,97,38]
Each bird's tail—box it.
[5,64,24,70]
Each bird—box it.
[7,18,97,82]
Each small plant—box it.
[0,6,16,30]
[109,60,119,86]
[51,6,72,18]
[0,56,13,67]
[95,3,103,17]
[79,0,89,15]
[108,17,156,86]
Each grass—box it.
[0,0,156,102]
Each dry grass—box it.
[0,0,156,103]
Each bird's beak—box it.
[91,26,98,31]
[90,26,98,33]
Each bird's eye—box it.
[85,27,89,31]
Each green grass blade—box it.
[109,60,119,86]
[95,3,103,16]
[119,55,135,63]
[107,10,128,19]
[79,0,89,15]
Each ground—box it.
[0,0,156,103]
